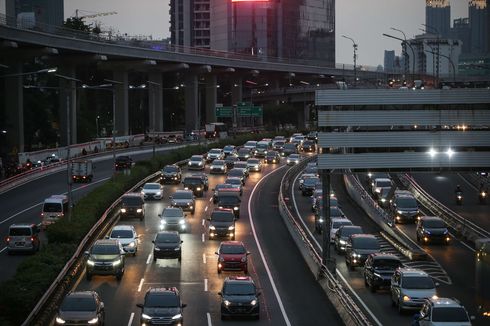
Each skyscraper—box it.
[469,0,487,54]
[6,0,64,26]
[170,0,211,48]
[426,0,451,36]
[384,50,396,73]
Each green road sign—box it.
[238,106,262,117]
[215,106,233,118]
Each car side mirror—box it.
[181,303,187,308]
[136,303,143,309]
[257,292,262,297]
[181,240,183,244]
[215,251,219,255]
[105,236,109,239]
[158,214,162,217]
[218,292,222,296]
[152,240,155,244]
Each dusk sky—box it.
[1,0,468,67]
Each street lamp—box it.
[422,24,441,84]
[95,115,100,138]
[0,67,57,78]
[424,50,456,83]
[387,29,416,83]
[341,35,358,87]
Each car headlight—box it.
[128,242,135,248]
[221,166,225,170]
[397,210,403,214]
[179,219,185,225]
[219,256,224,262]
[198,162,203,165]
[156,191,162,196]
[373,272,381,278]
[188,162,192,166]
[120,208,127,213]
[381,198,386,202]
[141,191,146,196]
[251,299,257,305]
[339,239,346,245]
[318,218,324,223]
[88,317,99,324]
[172,313,182,320]
[228,226,235,230]
[375,188,381,193]
[424,230,431,235]
[234,207,239,211]
[432,295,438,300]
[196,187,202,191]
[112,258,122,266]
[154,246,161,251]
[174,246,181,251]
[171,201,177,206]
[403,295,411,302]
[55,317,66,324]
[209,225,216,230]
[224,300,231,306]
[136,208,143,213]
[352,253,361,258]
[142,313,152,320]
[87,259,95,266]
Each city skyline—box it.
[0,0,469,67]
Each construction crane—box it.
[74,10,117,19]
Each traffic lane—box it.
[249,164,343,326]
[411,173,490,231]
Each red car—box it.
[215,241,250,274]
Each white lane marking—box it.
[128,312,134,326]
[204,278,208,292]
[248,165,292,326]
[146,253,152,265]
[202,219,205,226]
[291,173,383,326]
[206,312,212,326]
[205,206,208,212]
[138,278,144,292]
[0,177,111,226]
[202,233,205,243]
[0,247,6,254]
[203,253,207,264]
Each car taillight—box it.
[5,236,10,243]
[30,237,35,242]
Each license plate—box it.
[15,242,25,246]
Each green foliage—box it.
[63,17,92,32]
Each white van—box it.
[41,195,69,227]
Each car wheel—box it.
[178,255,182,262]
[231,235,235,241]
[370,284,378,293]
[116,272,123,281]
[140,216,143,221]
[191,209,195,214]
[221,314,226,320]
[350,264,355,271]
[244,267,248,274]
[153,255,157,262]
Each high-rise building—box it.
[451,18,471,54]
[170,0,211,48]
[6,0,64,26]
[384,50,396,73]
[425,0,451,37]
[469,0,487,54]
[487,0,490,53]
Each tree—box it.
[64,17,91,32]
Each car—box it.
[391,268,438,314]
[115,155,133,170]
[136,287,186,325]
[191,173,209,189]
[286,154,301,165]
[44,154,61,165]
[210,159,228,174]
[170,189,195,214]
[314,206,345,233]
[243,141,257,150]
[363,253,403,292]
[219,276,260,320]
[55,291,105,326]
[301,176,320,196]
[108,225,138,256]
[161,164,182,184]
[372,177,393,206]
[5,223,41,254]
[246,158,262,172]
[188,155,205,170]
[152,231,183,262]
[233,161,250,178]
[207,148,225,162]
[390,190,419,224]
[291,135,305,146]
[253,141,269,157]
[159,207,187,232]
[416,216,451,245]
[85,239,125,281]
[141,182,163,200]
[329,217,353,243]
[304,165,318,176]
[282,143,298,156]
[213,184,241,203]
[272,140,285,152]
[301,140,316,152]
[182,175,207,197]
[224,177,244,195]
[208,208,236,240]
[367,172,390,187]
[414,297,473,326]
[225,155,239,169]
[334,225,363,253]
[307,131,318,141]
[237,148,252,161]
[217,194,241,218]
[120,193,145,221]
[216,241,250,274]
[345,234,380,270]
[289,133,303,142]
[265,150,281,164]
[228,168,246,185]
[223,145,237,156]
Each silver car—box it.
[6,224,41,254]
[170,190,195,214]
[188,155,205,170]
[159,207,187,232]
[108,225,138,255]
[391,268,438,314]
[246,158,262,172]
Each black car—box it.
[115,155,133,170]
[265,151,281,164]
[345,234,380,270]
[334,225,363,253]
[301,140,316,152]
[363,253,403,292]
[161,165,182,184]
[227,168,246,185]
[137,287,186,325]
[237,148,252,161]
[225,155,239,169]
[120,193,145,221]
[153,231,183,262]
[416,216,451,245]
[219,276,260,320]
[213,184,240,203]
[233,161,250,178]
[218,194,241,218]
[85,240,125,281]
[208,208,236,240]
[183,175,207,197]
[302,177,320,196]
[282,143,298,156]
[55,291,105,326]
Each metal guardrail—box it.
[400,174,490,243]
[278,159,372,326]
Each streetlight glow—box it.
[446,148,454,158]
[428,148,437,158]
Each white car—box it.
[141,182,163,200]
[329,218,352,243]
[210,159,228,174]
[108,225,138,255]
[246,158,262,172]
[287,154,301,165]
[207,148,225,161]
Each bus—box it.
[205,122,228,139]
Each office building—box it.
[425,0,451,37]
[6,0,64,27]
[451,18,471,54]
[384,50,396,73]
[170,0,211,48]
[469,0,488,54]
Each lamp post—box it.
[422,24,441,85]
[425,50,456,83]
[341,35,358,87]
[95,115,100,138]
[388,29,416,83]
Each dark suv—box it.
[390,190,419,224]
[85,239,125,281]
[363,253,403,292]
[153,231,183,262]
[115,155,133,170]
[160,165,182,184]
[208,208,236,240]
[55,291,105,326]
[120,193,145,220]
[416,216,450,245]
[219,276,260,320]
[183,175,208,197]
[334,225,363,254]
[5,223,41,254]
[217,194,241,218]
[345,234,380,270]
[136,287,186,326]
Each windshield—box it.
[238,149,250,155]
[155,233,180,243]
[211,212,235,222]
[248,159,260,164]
[396,197,418,209]
[352,237,379,250]
[224,146,234,151]
[226,179,241,186]
[303,141,314,146]
[110,230,133,238]
[163,208,183,218]
[332,220,352,228]
[9,227,31,236]
[219,196,240,205]
[184,178,203,185]
[212,160,225,165]
[245,141,256,147]
[284,144,296,150]
[376,180,391,188]
[220,244,246,254]
[289,154,299,159]
[373,259,402,269]
[431,307,469,322]
[145,294,179,308]
[304,178,320,186]
[340,227,363,237]
[190,156,202,162]
[423,219,446,228]
[402,276,435,289]
[330,207,343,217]
[122,196,143,205]
[305,167,318,174]
[144,184,160,190]
[43,203,62,212]
[61,296,96,312]
[257,143,268,149]
[209,149,221,154]
[274,141,285,146]
[173,192,192,200]
[163,166,178,173]
[228,170,243,177]
[116,156,130,162]
[91,244,119,255]
[224,283,255,296]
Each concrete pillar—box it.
[304,104,311,129]
[148,71,163,132]
[113,70,129,136]
[205,75,217,123]
[184,73,198,134]
[272,79,280,105]
[4,63,24,153]
[231,77,243,105]
[58,66,77,146]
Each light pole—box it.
[341,35,358,87]
[300,80,310,129]
[95,115,100,138]
[0,67,57,78]
[383,33,416,83]
[424,42,437,87]
[390,27,414,83]
[422,24,441,85]
[425,50,456,83]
